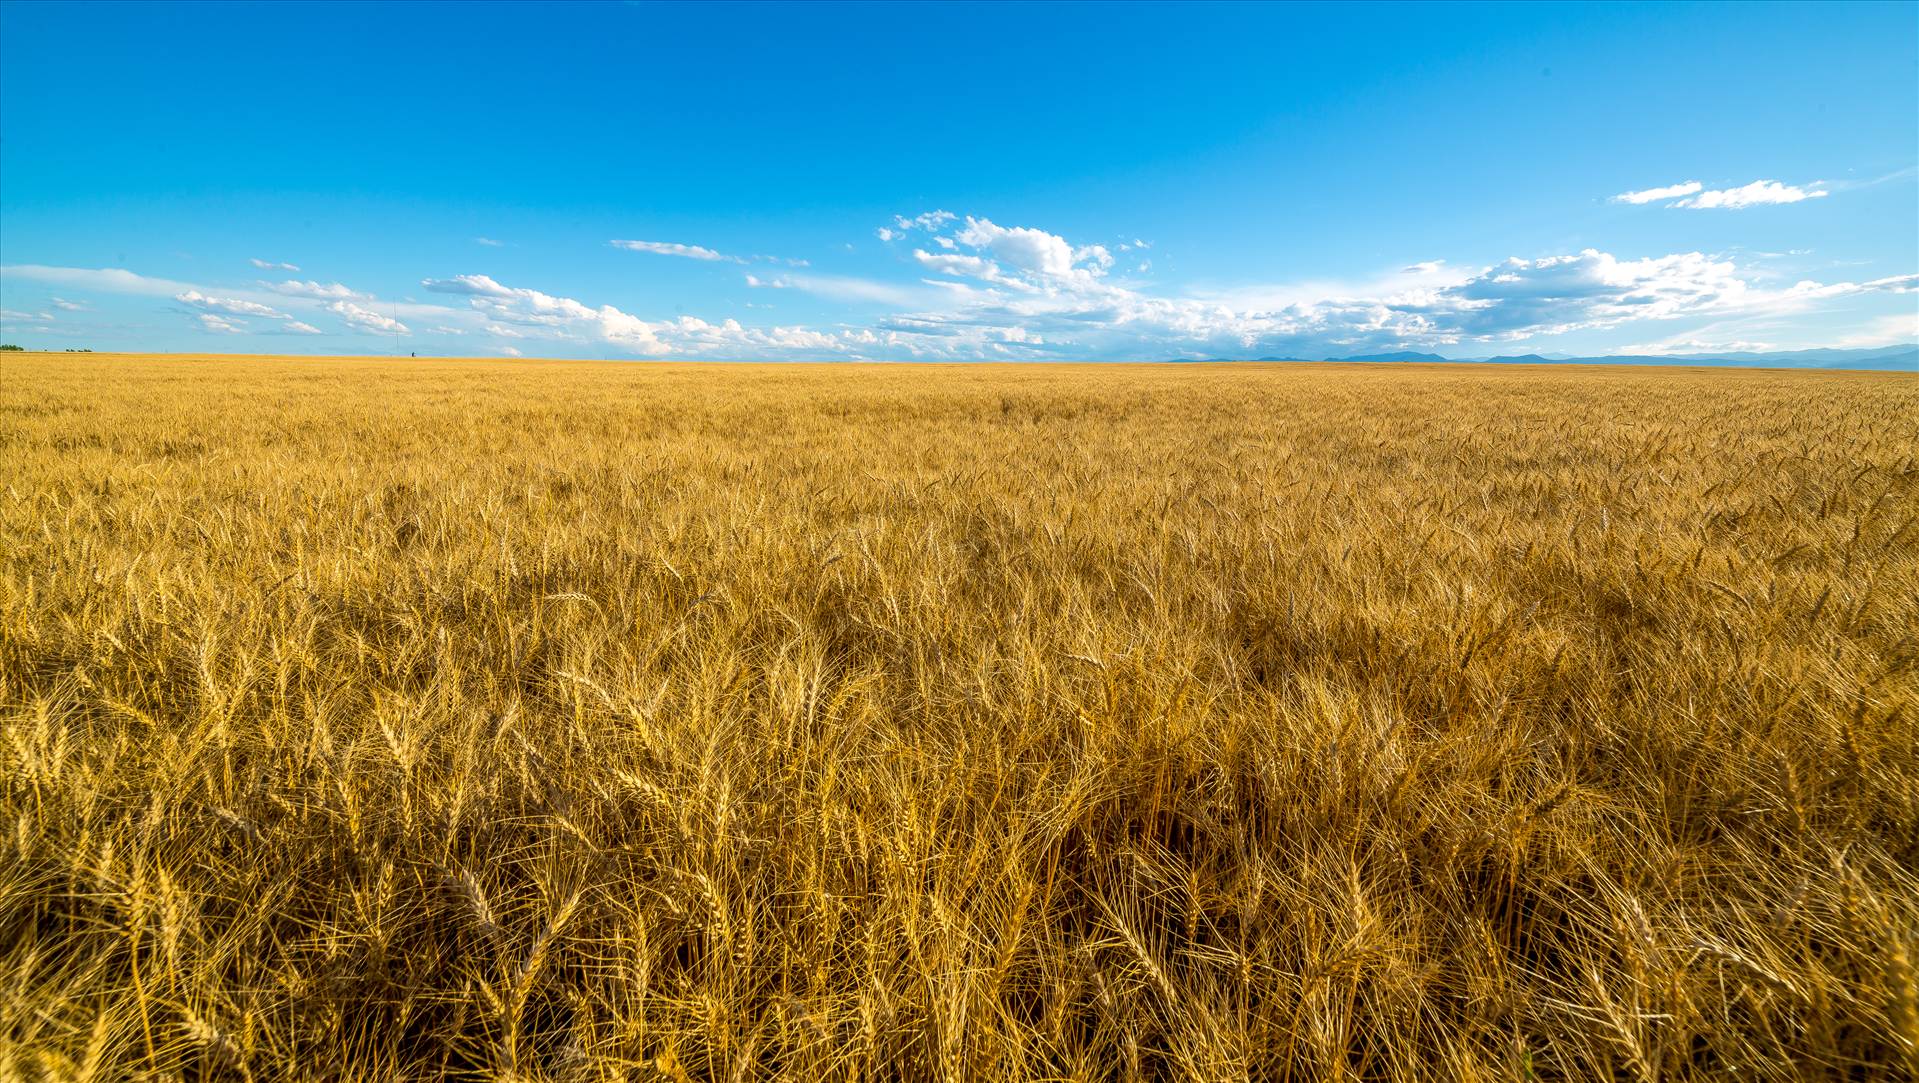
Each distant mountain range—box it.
[1177,344,1917,371]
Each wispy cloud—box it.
[426,272,874,357]
[262,279,369,300]
[1612,181,1703,205]
[609,239,742,263]
[1673,180,1828,209]
[1829,312,1919,349]
[326,300,409,335]
[177,289,287,318]
[250,258,300,271]
[1614,179,1829,209]
[475,237,505,247]
[1,265,195,296]
[197,313,246,334]
[49,297,87,311]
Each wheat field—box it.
[1,353,1915,1081]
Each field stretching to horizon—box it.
[2,352,1915,1081]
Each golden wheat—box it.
[1,353,1915,1080]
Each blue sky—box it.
[2,1,1914,360]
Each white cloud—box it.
[426,274,665,351]
[326,300,409,335]
[761,272,930,306]
[955,217,1079,277]
[1616,179,1830,209]
[177,289,287,318]
[3,263,472,337]
[892,210,956,232]
[250,258,300,271]
[197,313,245,334]
[49,297,87,311]
[609,239,742,263]
[1865,273,1919,293]
[422,272,892,358]
[850,209,1919,359]
[1829,312,1919,349]
[745,274,788,288]
[876,227,898,242]
[1615,337,1778,355]
[1673,180,1828,209]
[263,279,368,300]
[1612,181,1703,205]
[1074,244,1114,272]
[914,250,998,278]
[475,237,504,247]
[421,274,516,299]
[2,308,53,322]
[1,265,194,297]
[281,320,323,335]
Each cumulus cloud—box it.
[197,313,246,334]
[609,239,742,263]
[176,289,287,318]
[5,221,1906,361]
[250,258,300,271]
[1612,181,1703,205]
[955,217,1079,277]
[843,209,1917,359]
[1673,180,1829,209]
[326,300,409,335]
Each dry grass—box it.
[1,352,1915,1081]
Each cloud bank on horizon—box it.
[1,2,1913,361]
[5,205,1914,360]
